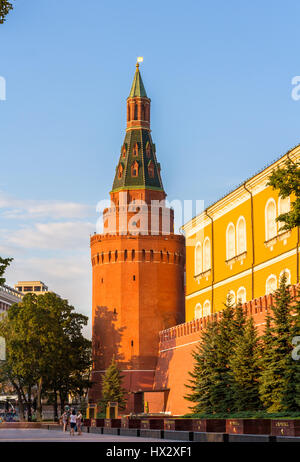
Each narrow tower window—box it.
[146,142,151,158]
[118,164,123,179]
[148,160,154,178]
[131,161,139,177]
[133,143,138,156]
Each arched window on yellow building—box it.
[194,303,202,319]
[266,274,277,294]
[237,286,246,304]
[278,196,290,234]
[227,290,236,305]
[279,268,291,285]
[226,223,235,260]
[236,216,247,255]
[195,242,202,275]
[203,237,211,271]
[203,300,211,317]
[265,198,277,241]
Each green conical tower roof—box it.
[128,64,147,98]
[112,129,164,192]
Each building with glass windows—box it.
[14,281,49,295]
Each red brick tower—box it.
[90,63,185,412]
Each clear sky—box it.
[1,0,300,337]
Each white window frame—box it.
[227,290,236,305]
[236,216,247,255]
[278,196,290,234]
[194,303,202,319]
[203,300,211,317]
[265,198,277,241]
[279,268,291,285]
[266,274,277,295]
[203,237,211,272]
[195,242,202,275]
[226,222,236,260]
[237,286,246,304]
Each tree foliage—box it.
[259,274,300,412]
[0,256,13,286]
[185,319,219,414]
[0,292,92,421]
[0,0,13,24]
[267,159,300,231]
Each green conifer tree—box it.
[185,319,219,414]
[99,357,127,413]
[230,316,261,412]
[209,295,236,413]
[259,273,294,412]
[281,287,300,411]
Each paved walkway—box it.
[0,428,179,442]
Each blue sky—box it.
[1,0,300,336]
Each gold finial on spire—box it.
[137,56,143,68]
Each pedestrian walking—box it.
[69,409,77,436]
[76,410,82,436]
[62,411,68,432]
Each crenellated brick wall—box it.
[152,285,299,416]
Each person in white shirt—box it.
[69,410,77,436]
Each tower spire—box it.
[129,62,147,98]
[111,63,164,194]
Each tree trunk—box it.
[60,391,65,415]
[53,389,58,422]
[59,389,66,415]
[36,377,43,421]
[27,385,32,421]
[14,386,25,421]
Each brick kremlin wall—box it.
[152,285,298,416]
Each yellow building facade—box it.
[182,145,300,322]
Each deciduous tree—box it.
[0,0,13,24]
